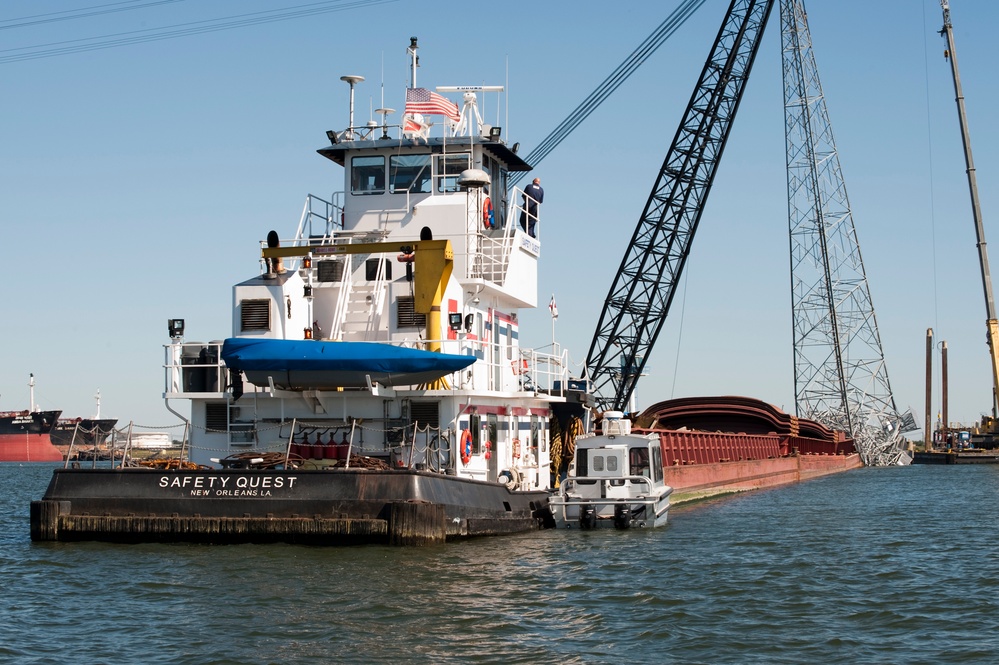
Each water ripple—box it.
[5,464,999,663]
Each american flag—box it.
[405,88,460,122]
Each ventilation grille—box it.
[240,299,270,331]
[365,258,392,281]
[396,296,426,328]
[410,401,440,428]
[205,403,230,431]
[317,259,344,283]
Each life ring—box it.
[460,429,473,465]
[511,438,521,459]
[482,197,494,229]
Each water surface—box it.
[2,463,997,664]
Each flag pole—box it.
[549,294,558,349]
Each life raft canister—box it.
[460,429,473,465]
[483,197,494,229]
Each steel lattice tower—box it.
[781,0,911,465]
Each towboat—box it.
[31,39,593,546]
[550,412,673,529]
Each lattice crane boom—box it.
[585,0,776,412]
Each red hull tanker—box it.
[634,396,863,502]
[0,410,64,462]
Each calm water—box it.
[2,463,998,664]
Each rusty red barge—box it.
[632,396,862,502]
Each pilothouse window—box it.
[390,154,431,193]
[351,156,385,195]
[434,154,470,193]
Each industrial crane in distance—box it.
[939,0,999,448]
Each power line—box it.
[0,0,400,64]
[0,1,187,31]
[510,0,707,187]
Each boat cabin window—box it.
[487,414,497,452]
[483,153,509,227]
[630,448,650,477]
[351,156,385,195]
[389,154,432,194]
[590,453,619,473]
[652,447,663,483]
[530,415,540,459]
[470,413,482,455]
[434,154,470,193]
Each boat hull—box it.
[911,450,999,464]
[222,338,476,389]
[550,493,671,529]
[0,410,63,462]
[30,467,554,545]
[50,418,118,448]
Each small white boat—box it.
[551,412,672,529]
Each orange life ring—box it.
[512,438,521,459]
[482,197,494,229]
[460,429,473,465]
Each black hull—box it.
[50,418,118,448]
[912,450,999,464]
[0,410,60,436]
[31,467,554,545]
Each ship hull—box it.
[0,410,63,462]
[50,418,118,449]
[664,453,863,504]
[31,467,553,545]
[635,396,865,504]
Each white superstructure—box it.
[162,40,581,491]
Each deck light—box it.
[488,126,502,141]
[326,130,339,145]
[168,318,185,339]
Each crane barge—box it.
[915,1,999,462]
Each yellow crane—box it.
[939,1,999,438]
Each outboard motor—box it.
[579,504,597,530]
[614,504,633,530]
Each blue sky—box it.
[2,0,997,437]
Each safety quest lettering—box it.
[159,475,298,497]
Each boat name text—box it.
[159,475,298,497]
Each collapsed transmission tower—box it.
[780,0,913,465]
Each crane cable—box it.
[510,0,708,188]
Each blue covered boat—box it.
[221,338,476,389]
